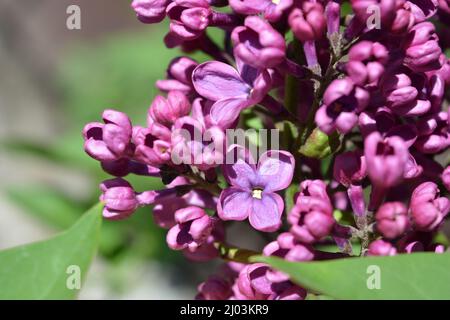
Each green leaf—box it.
[0,203,102,299]
[7,186,82,229]
[254,253,450,299]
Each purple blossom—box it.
[333,150,367,187]
[229,0,293,23]
[289,2,326,42]
[231,16,286,69]
[410,182,450,231]
[192,60,271,128]
[148,91,191,127]
[364,131,409,189]
[99,178,157,219]
[131,0,170,24]
[218,146,295,232]
[156,56,198,94]
[367,239,397,256]
[315,78,370,134]
[166,206,215,251]
[376,201,410,239]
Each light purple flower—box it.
[218,146,295,232]
[229,0,293,23]
[166,206,215,251]
[364,131,409,189]
[315,78,370,134]
[231,16,286,69]
[376,202,409,239]
[410,182,450,231]
[192,61,271,128]
[131,0,170,24]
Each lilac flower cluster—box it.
[83,0,450,299]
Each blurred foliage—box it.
[0,25,219,267]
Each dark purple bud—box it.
[333,150,367,187]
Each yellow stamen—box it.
[252,188,263,200]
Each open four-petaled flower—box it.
[218,145,295,232]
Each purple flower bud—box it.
[403,22,442,72]
[231,16,286,69]
[367,239,397,256]
[131,0,169,24]
[99,178,156,220]
[289,3,326,42]
[364,132,408,188]
[415,111,450,154]
[315,78,369,134]
[229,0,293,23]
[442,166,450,192]
[404,240,424,253]
[325,1,341,35]
[351,0,396,29]
[166,0,211,42]
[196,275,233,300]
[83,110,133,162]
[166,206,215,251]
[298,179,330,201]
[333,150,367,187]
[156,56,198,94]
[288,196,335,244]
[410,182,450,231]
[133,125,172,166]
[376,202,409,239]
[148,91,191,127]
[346,41,388,86]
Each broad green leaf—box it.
[254,253,450,299]
[0,203,102,299]
[7,186,82,229]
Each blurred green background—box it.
[0,0,220,299]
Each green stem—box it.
[214,242,259,263]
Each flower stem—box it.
[214,242,259,263]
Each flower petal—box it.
[249,192,283,232]
[192,61,249,100]
[210,97,249,129]
[257,150,295,192]
[217,187,252,221]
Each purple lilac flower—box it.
[192,60,271,128]
[376,201,410,239]
[315,78,370,134]
[148,90,191,127]
[166,206,215,251]
[410,182,450,231]
[367,239,397,256]
[156,56,198,94]
[415,111,450,154]
[231,16,286,69]
[289,2,326,42]
[131,0,170,24]
[229,0,293,23]
[333,150,367,187]
[218,145,295,232]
